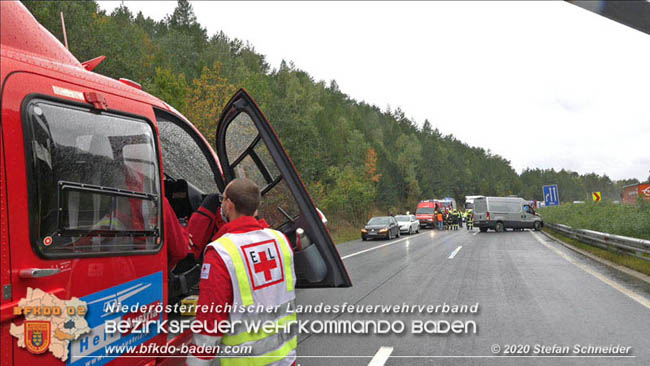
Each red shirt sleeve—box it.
[164,198,189,269]
[187,206,218,258]
[195,248,233,336]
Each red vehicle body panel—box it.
[0,2,208,365]
[415,201,438,226]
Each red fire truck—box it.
[416,198,457,228]
[415,200,438,228]
[0,2,351,365]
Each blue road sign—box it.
[543,184,560,206]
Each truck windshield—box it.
[416,207,434,214]
[24,99,161,257]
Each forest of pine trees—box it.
[22,0,643,227]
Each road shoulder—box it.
[541,229,650,286]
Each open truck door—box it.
[216,89,351,288]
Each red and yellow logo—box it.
[10,288,90,362]
[25,321,51,354]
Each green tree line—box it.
[23,0,644,228]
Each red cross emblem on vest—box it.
[254,250,278,281]
[242,239,285,290]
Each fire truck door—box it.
[215,89,351,288]
[2,72,166,366]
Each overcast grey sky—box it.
[100,1,650,181]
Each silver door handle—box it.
[19,268,61,279]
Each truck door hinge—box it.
[2,284,12,300]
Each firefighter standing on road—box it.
[186,178,297,366]
[443,210,449,230]
[451,209,456,230]
[466,209,473,230]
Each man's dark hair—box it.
[225,178,261,216]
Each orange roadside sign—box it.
[592,192,601,202]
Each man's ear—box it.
[225,198,237,216]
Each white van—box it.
[473,196,543,232]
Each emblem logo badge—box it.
[242,239,284,290]
[25,321,51,354]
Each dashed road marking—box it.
[368,346,394,366]
[342,232,427,260]
[449,246,463,259]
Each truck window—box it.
[157,115,219,194]
[24,99,162,257]
[223,111,300,229]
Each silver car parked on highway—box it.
[396,214,420,235]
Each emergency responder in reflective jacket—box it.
[436,210,444,230]
[466,209,473,230]
[451,210,459,230]
[187,178,297,366]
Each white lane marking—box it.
[448,246,462,259]
[368,346,394,366]
[342,232,427,260]
[473,231,479,236]
[530,231,650,311]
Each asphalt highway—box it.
[295,227,650,366]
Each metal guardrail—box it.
[545,223,650,262]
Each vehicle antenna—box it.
[60,11,69,49]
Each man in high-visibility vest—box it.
[186,178,297,366]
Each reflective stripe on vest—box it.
[205,228,297,365]
[269,230,294,293]
[94,214,127,231]
[222,312,296,346]
[219,236,255,307]
[221,337,297,366]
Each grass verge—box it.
[329,220,362,244]
[543,227,650,277]
[537,201,650,240]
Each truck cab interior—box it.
[157,91,353,308]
